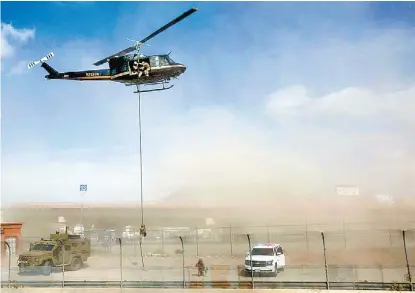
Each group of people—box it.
[132,60,150,78]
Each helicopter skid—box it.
[133,81,174,93]
[134,85,174,93]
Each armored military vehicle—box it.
[17,230,91,276]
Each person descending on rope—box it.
[139,224,147,238]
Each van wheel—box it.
[70,257,83,271]
[41,261,52,276]
[272,264,278,277]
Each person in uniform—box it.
[131,60,139,74]
[138,61,150,78]
[195,258,206,276]
[139,224,147,238]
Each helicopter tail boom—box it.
[41,62,59,77]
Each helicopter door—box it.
[109,57,127,75]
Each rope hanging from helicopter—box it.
[137,84,146,270]
[89,6,198,271]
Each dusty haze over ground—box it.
[3,197,415,235]
[2,198,415,282]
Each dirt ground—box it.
[3,197,415,270]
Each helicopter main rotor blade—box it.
[138,7,197,45]
[92,7,197,67]
[93,45,137,66]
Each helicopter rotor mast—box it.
[92,7,198,66]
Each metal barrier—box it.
[9,230,415,290]
[2,280,415,290]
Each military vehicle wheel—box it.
[69,257,83,271]
[41,261,52,276]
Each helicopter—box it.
[27,8,198,93]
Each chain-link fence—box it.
[1,228,414,285]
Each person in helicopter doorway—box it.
[138,60,150,78]
[131,60,140,74]
[195,258,207,276]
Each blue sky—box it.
[1,1,415,204]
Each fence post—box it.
[246,234,254,289]
[161,226,164,254]
[196,226,199,256]
[342,221,347,249]
[402,230,413,291]
[229,224,233,256]
[354,265,359,283]
[2,241,11,287]
[118,238,123,289]
[118,237,123,289]
[321,232,330,290]
[305,221,309,253]
[179,236,185,288]
[187,266,191,286]
[388,229,393,247]
[57,239,65,288]
[380,265,384,283]
[133,227,137,255]
[267,225,270,243]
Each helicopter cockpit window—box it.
[150,56,160,67]
[166,55,176,65]
[158,56,169,67]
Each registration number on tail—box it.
[86,72,100,77]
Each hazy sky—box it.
[1,1,415,204]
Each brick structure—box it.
[1,222,23,256]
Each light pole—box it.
[79,184,87,228]
[402,230,413,291]
[321,232,329,290]
[179,236,185,288]
[246,234,254,289]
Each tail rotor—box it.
[27,52,54,69]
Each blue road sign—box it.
[80,184,87,192]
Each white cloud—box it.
[3,82,415,205]
[1,23,35,59]
[7,60,29,75]
[265,85,415,125]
